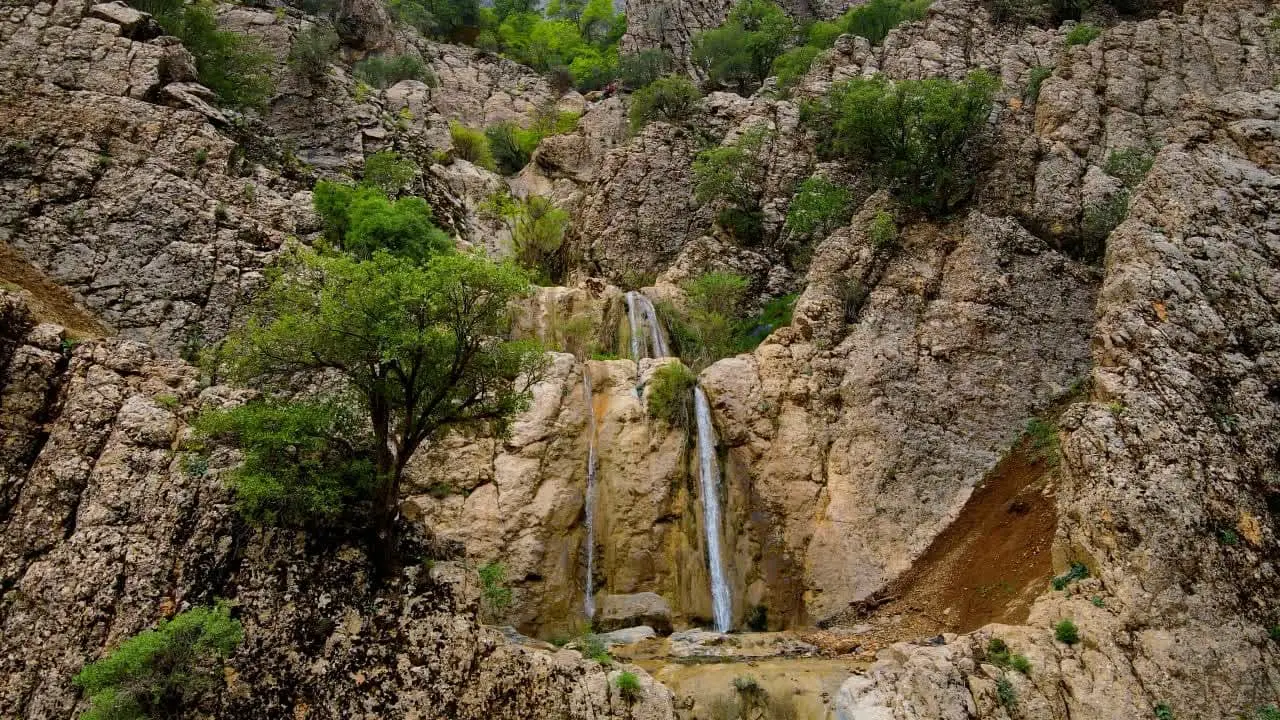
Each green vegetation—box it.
[481,192,572,283]
[1051,561,1089,590]
[127,0,272,109]
[677,272,750,368]
[986,637,1032,675]
[1054,618,1080,645]
[479,0,625,91]
[628,74,701,132]
[692,0,795,95]
[289,25,339,79]
[478,561,513,621]
[1154,703,1175,720]
[739,293,797,350]
[771,44,821,89]
[803,70,999,215]
[775,0,931,90]
[1066,22,1102,46]
[1091,595,1106,607]
[362,150,419,196]
[1219,527,1240,546]
[485,122,537,175]
[353,53,434,89]
[1081,191,1129,259]
[213,244,543,558]
[746,604,768,631]
[387,0,480,40]
[194,400,375,527]
[1024,417,1060,466]
[448,121,496,170]
[74,604,242,720]
[615,671,642,703]
[155,393,179,409]
[1025,65,1053,103]
[868,210,898,248]
[1104,147,1155,188]
[996,675,1017,710]
[1259,705,1280,720]
[618,48,675,89]
[580,634,613,664]
[311,183,452,262]
[785,175,853,238]
[694,125,773,244]
[647,362,698,429]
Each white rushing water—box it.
[582,366,599,619]
[694,385,732,632]
[624,290,669,361]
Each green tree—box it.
[74,604,243,720]
[362,149,419,196]
[628,74,701,132]
[692,0,796,95]
[579,0,622,44]
[483,193,571,283]
[772,44,820,89]
[132,0,273,109]
[693,125,772,243]
[785,175,852,236]
[194,399,375,526]
[316,186,451,262]
[289,24,339,80]
[842,0,931,44]
[219,248,545,555]
[804,70,999,215]
[618,49,675,89]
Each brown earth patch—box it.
[0,242,110,338]
[813,436,1058,653]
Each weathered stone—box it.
[596,592,674,634]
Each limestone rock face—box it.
[0,300,676,720]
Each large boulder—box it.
[596,592,674,635]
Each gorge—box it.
[1,0,1279,717]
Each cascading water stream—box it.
[624,290,669,362]
[582,366,599,619]
[694,385,733,633]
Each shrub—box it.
[841,0,931,44]
[1103,147,1154,187]
[74,603,243,720]
[1082,189,1129,258]
[478,561,513,621]
[737,293,796,350]
[1024,417,1059,465]
[449,121,496,170]
[692,0,796,95]
[1155,704,1175,720]
[1010,654,1032,675]
[996,675,1017,710]
[868,210,898,248]
[647,362,697,429]
[289,25,339,79]
[615,671,642,703]
[1051,561,1089,590]
[485,121,538,175]
[682,271,751,365]
[990,0,1050,25]
[1269,624,1280,641]
[805,18,844,48]
[628,74,701,132]
[132,0,273,109]
[362,150,419,195]
[511,195,570,282]
[786,176,852,237]
[1091,595,1106,607]
[315,185,451,263]
[1065,22,1102,46]
[1259,706,1280,720]
[354,53,434,89]
[804,70,999,215]
[1025,65,1053,103]
[387,0,480,39]
[694,125,772,244]
[772,44,821,89]
[746,604,768,631]
[1054,618,1080,645]
[986,637,1032,675]
[569,48,618,91]
[194,399,376,527]
[618,48,674,89]
[580,633,613,663]
[476,29,500,52]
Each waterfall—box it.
[694,385,732,632]
[582,366,599,619]
[624,290,669,361]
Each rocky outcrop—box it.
[0,292,676,719]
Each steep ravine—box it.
[2,0,1279,717]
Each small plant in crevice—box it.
[1154,703,1175,720]
[1051,561,1089,590]
[288,25,339,79]
[1054,618,1080,645]
[1259,705,1280,720]
[478,561,513,622]
[1218,527,1240,546]
[1268,623,1280,642]
[647,363,698,430]
[996,675,1017,710]
[1081,189,1129,260]
[1065,22,1102,46]
[448,121,496,170]
[1024,417,1061,466]
[1025,64,1053,103]
[1091,595,1106,608]
[868,210,898,249]
[985,637,1032,676]
[1104,147,1155,188]
[580,633,613,665]
[354,52,435,89]
[615,671,642,703]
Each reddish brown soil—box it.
[0,243,110,338]
[812,438,1058,653]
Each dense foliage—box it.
[129,0,272,108]
[803,70,999,215]
[692,0,796,95]
[74,604,243,720]
[448,121,497,170]
[628,75,702,132]
[646,362,698,429]
[693,125,773,243]
[194,400,375,527]
[785,175,853,237]
[353,53,434,89]
[312,183,452,262]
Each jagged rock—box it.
[596,592,674,634]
